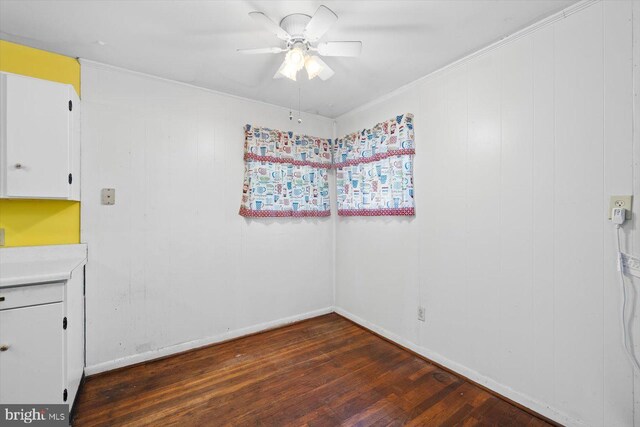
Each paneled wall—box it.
[335,2,636,426]
[81,62,335,372]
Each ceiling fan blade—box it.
[249,11,290,41]
[237,47,285,55]
[313,57,335,81]
[317,41,362,57]
[303,5,338,42]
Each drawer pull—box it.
[0,297,4,302]
[0,345,9,352]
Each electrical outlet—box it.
[609,195,632,220]
[101,188,115,205]
[417,306,426,322]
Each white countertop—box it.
[0,244,87,288]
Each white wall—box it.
[79,2,640,425]
[335,2,637,426]
[80,62,335,373]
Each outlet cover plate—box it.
[418,306,426,322]
[101,188,115,205]
[609,195,632,220]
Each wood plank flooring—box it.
[73,314,555,426]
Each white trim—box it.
[84,306,334,375]
[334,306,587,427]
[331,120,338,307]
[79,59,334,122]
[337,0,599,121]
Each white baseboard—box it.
[334,306,585,427]
[84,306,334,376]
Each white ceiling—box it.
[0,0,576,118]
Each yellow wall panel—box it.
[0,40,80,95]
[0,40,81,247]
[0,200,80,246]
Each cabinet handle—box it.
[0,345,9,352]
[0,296,4,302]
[15,163,22,169]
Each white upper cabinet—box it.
[0,72,80,200]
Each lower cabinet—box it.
[0,266,85,409]
[0,302,65,404]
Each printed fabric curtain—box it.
[335,113,415,216]
[239,125,332,217]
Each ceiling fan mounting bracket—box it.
[279,13,312,39]
[287,39,309,51]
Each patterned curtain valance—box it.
[240,125,332,218]
[244,125,332,168]
[335,113,415,216]
[334,113,414,168]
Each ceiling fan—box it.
[238,5,362,81]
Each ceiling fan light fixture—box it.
[285,46,307,71]
[305,55,324,80]
[277,60,299,81]
[276,45,308,80]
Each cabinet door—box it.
[65,267,84,407]
[0,302,65,404]
[3,73,71,198]
[69,87,80,201]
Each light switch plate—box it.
[0,228,4,246]
[101,188,115,205]
[609,195,632,220]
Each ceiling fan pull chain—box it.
[298,87,302,124]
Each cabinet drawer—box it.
[0,282,64,310]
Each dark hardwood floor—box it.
[73,313,554,426]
